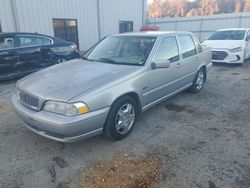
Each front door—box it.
[145,36,183,104]
[0,35,18,79]
[176,34,199,86]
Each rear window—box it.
[0,36,14,49]
[208,30,246,40]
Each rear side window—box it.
[154,36,179,63]
[0,36,14,49]
[178,35,197,59]
[18,36,52,47]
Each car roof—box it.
[218,28,249,31]
[0,32,53,38]
[111,31,193,37]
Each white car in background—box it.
[203,28,250,64]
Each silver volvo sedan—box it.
[11,32,212,142]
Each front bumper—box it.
[212,50,244,64]
[11,93,110,142]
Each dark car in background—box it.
[0,32,80,80]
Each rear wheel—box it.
[189,68,206,93]
[55,58,66,64]
[104,96,137,140]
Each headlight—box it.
[43,101,89,116]
[229,47,244,53]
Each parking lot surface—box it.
[0,62,250,188]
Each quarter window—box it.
[153,36,179,63]
[0,36,14,49]
[42,38,52,45]
[178,35,197,58]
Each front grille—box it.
[212,51,228,60]
[19,90,39,110]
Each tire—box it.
[104,96,138,141]
[189,68,206,93]
[55,58,66,64]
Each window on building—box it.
[178,35,197,59]
[153,36,179,63]
[53,19,79,46]
[119,21,133,33]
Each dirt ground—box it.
[0,62,250,188]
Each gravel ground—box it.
[0,61,250,188]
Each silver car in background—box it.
[11,31,212,142]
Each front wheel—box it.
[189,68,206,93]
[104,96,137,140]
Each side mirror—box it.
[246,36,250,41]
[151,60,170,69]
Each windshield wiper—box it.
[96,58,119,64]
[81,56,94,61]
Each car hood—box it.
[17,59,141,101]
[203,40,244,50]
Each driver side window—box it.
[153,36,179,63]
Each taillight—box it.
[71,44,79,52]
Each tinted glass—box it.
[0,36,14,49]
[208,30,246,40]
[18,36,44,47]
[119,21,133,33]
[53,19,78,45]
[154,36,179,63]
[42,38,52,45]
[178,35,197,58]
[85,36,156,65]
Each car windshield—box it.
[208,30,246,40]
[83,36,157,65]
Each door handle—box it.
[176,62,182,68]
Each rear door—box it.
[176,34,198,86]
[0,35,18,79]
[16,35,54,73]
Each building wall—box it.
[148,12,250,41]
[0,0,146,50]
[99,0,145,38]
[0,0,17,32]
